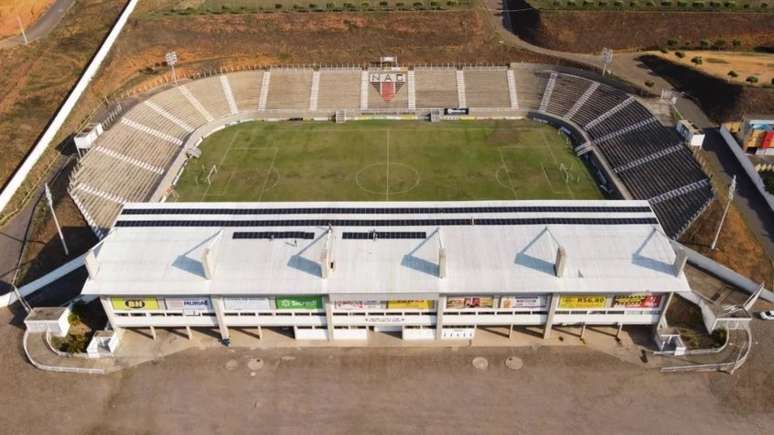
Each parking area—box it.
[2,306,774,435]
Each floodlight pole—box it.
[45,184,69,256]
[165,51,178,84]
[711,175,736,251]
[17,16,29,45]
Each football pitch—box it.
[172,120,604,202]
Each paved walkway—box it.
[0,0,76,50]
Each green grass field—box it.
[172,120,603,202]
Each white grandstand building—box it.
[83,200,690,342]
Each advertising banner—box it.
[275,296,324,310]
[224,297,273,311]
[111,297,160,311]
[334,300,387,310]
[387,300,434,310]
[164,297,212,311]
[447,297,495,309]
[558,295,609,309]
[612,294,662,308]
[499,295,547,309]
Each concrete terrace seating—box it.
[184,75,232,119]
[226,70,263,113]
[543,74,591,118]
[569,84,629,128]
[317,69,360,110]
[463,68,510,108]
[650,185,713,238]
[68,66,714,239]
[414,68,458,108]
[266,69,313,110]
[512,68,548,110]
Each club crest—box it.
[369,72,407,103]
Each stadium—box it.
[64,61,715,342]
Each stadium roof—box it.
[80,200,692,297]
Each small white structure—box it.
[676,120,705,148]
[24,307,71,337]
[86,329,123,358]
[73,123,104,153]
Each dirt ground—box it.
[650,50,774,87]
[507,3,774,53]
[1,305,773,435]
[681,193,774,288]
[0,0,54,38]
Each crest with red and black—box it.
[369,72,407,102]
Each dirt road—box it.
[1,306,773,435]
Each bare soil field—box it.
[507,1,774,53]
[1,303,773,434]
[0,0,124,213]
[637,54,774,122]
[649,50,774,87]
[0,0,54,38]
[680,194,774,288]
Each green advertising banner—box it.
[275,296,323,310]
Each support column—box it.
[543,293,559,339]
[212,296,230,346]
[99,297,122,333]
[150,325,157,341]
[186,326,192,340]
[325,296,335,341]
[435,295,446,340]
[656,292,674,327]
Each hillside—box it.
[507,1,774,53]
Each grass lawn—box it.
[172,120,603,202]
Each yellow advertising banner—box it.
[111,297,161,310]
[387,299,434,310]
[558,295,608,309]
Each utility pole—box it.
[165,51,178,84]
[16,15,29,45]
[45,184,69,256]
[711,175,736,250]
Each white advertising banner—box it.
[499,295,547,309]
[164,297,212,311]
[334,300,387,310]
[224,297,273,311]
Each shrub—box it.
[746,76,759,83]
[362,1,371,7]
[645,80,655,87]
[763,172,774,194]
[709,0,720,5]
[732,39,741,47]
[326,2,336,8]
[723,1,735,7]
[614,0,623,5]
[660,0,671,5]
[430,0,440,6]
[275,3,283,8]
[677,0,688,6]
[659,47,668,53]
[553,0,562,5]
[714,39,726,48]
[727,70,738,77]
[567,0,577,5]
[380,0,388,6]
[692,1,704,6]
[413,1,424,7]
[667,38,678,46]
[691,56,703,65]
[675,51,686,58]
[700,39,711,48]
[760,2,768,8]
[598,0,608,5]
[446,0,458,5]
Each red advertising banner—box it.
[612,294,662,308]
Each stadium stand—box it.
[227,70,263,113]
[68,66,713,239]
[414,68,458,108]
[265,69,313,110]
[317,69,361,110]
[463,68,511,108]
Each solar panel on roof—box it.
[114,217,659,228]
[233,231,314,240]
[343,231,427,240]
